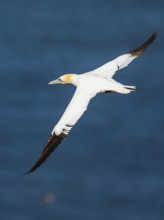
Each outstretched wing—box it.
[89,32,157,79]
[24,133,66,174]
[25,86,95,174]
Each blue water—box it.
[1,0,164,219]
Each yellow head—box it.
[60,74,74,84]
[48,74,76,85]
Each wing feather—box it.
[52,86,96,135]
[25,86,95,174]
[88,32,157,79]
[24,133,66,174]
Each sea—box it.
[0,0,164,219]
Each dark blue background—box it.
[0,0,163,219]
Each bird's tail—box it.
[124,85,138,91]
[115,85,138,94]
[110,82,138,94]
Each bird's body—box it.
[53,74,135,135]
[25,32,157,174]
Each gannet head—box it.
[48,74,78,86]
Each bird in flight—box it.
[25,32,157,174]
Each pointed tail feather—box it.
[124,85,138,91]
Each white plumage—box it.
[53,75,135,136]
[25,32,157,174]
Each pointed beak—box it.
[48,79,61,85]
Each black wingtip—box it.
[152,30,158,38]
[22,168,34,175]
[149,31,158,43]
[129,31,157,56]
[22,170,34,175]
[23,132,67,174]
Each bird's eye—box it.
[59,78,63,83]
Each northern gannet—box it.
[26,32,157,174]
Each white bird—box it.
[26,32,157,174]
